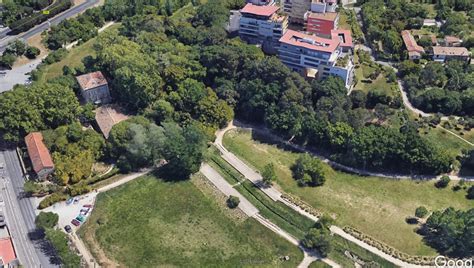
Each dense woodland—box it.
[400,60,474,117]
[0,0,53,26]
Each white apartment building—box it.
[239,3,288,54]
[279,30,354,88]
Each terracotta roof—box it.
[76,71,108,91]
[25,132,54,175]
[280,30,339,53]
[307,12,338,21]
[332,29,353,48]
[95,105,129,139]
[444,35,461,43]
[241,3,279,17]
[433,46,469,56]
[401,30,424,54]
[0,238,16,265]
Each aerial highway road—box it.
[0,0,100,53]
[0,149,54,267]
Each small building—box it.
[432,46,470,62]
[401,30,424,60]
[76,71,111,105]
[25,132,54,180]
[305,11,339,37]
[239,3,288,54]
[443,36,462,47]
[95,105,129,139]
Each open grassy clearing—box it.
[223,129,473,256]
[38,23,120,82]
[208,150,397,267]
[79,174,303,267]
[418,125,472,161]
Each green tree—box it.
[44,229,81,266]
[435,175,451,188]
[227,195,240,209]
[302,228,332,257]
[262,163,277,186]
[25,46,40,59]
[466,186,474,199]
[415,206,429,218]
[292,154,326,187]
[35,212,59,230]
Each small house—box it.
[25,132,54,180]
[76,71,111,105]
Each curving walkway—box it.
[215,122,436,267]
[200,164,339,268]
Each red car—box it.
[71,219,81,226]
[83,204,93,208]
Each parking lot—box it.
[39,192,97,234]
[0,58,42,92]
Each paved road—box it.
[0,0,100,54]
[0,149,53,267]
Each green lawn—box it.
[418,125,472,161]
[79,174,303,267]
[38,23,121,82]
[208,149,397,267]
[223,129,473,256]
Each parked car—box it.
[83,204,92,208]
[73,198,79,204]
[66,198,74,205]
[80,208,90,216]
[76,215,85,223]
[71,219,80,226]
[64,225,72,233]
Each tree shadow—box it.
[28,229,61,265]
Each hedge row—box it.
[343,226,436,266]
[281,193,321,218]
[10,0,72,34]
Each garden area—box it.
[222,129,473,256]
[79,174,303,267]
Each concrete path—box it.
[200,164,339,268]
[200,164,258,217]
[330,226,431,268]
[215,122,441,267]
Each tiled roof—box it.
[444,35,461,43]
[332,29,353,48]
[0,238,16,265]
[307,12,338,21]
[401,30,424,54]
[25,132,54,175]
[76,71,108,91]
[241,3,279,17]
[280,30,339,53]
[433,46,469,56]
[95,105,129,139]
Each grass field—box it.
[79,174,303,267]
[223,129,473,256]
[38,23,120,82]
[208,149,397,267]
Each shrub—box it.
[25,46,40,59]
[227,195,240,209]
[406,217,419,224]
[435,176,450,188]
[38,193,68,209]
[415,206,428,218]
[467,186,474,200]
[35,212,59,230]
[302,228,332,257]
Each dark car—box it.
[64,225,72,233]
[83,204,93,208]
[71,219,80,226]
